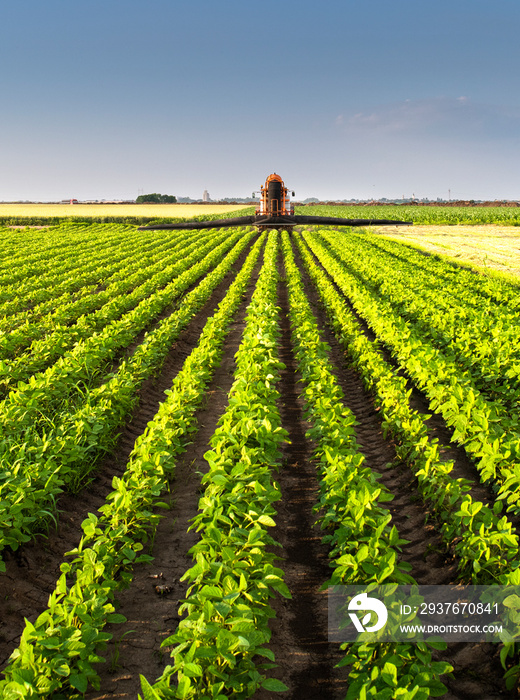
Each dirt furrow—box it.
[0,238,257,673]
[83,250,263,698]
[308,231,517,526]
[294,231,515,699]
[254,264,348,700]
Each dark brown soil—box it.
[81,247,263,698]
[302,231,520,529]
[0,238,257,673]
[0,230,517,700]
[253,267,348,700]
[293,232,517,699]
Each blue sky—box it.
[2,0,519,201]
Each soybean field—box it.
[1,221,520,699]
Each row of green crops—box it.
[323,230,520,409]
[0,227,200,337]
[0,233,266,698]
[348,230,520,305]
[0,226,241,433]
[297,225,520,691]
[0,227,256,568]
[296,204,520,225]
[295,232,520,585]
[141,231,290,699]
[0,229,222,387]
[0,223,130,283]
[282,232,451,699]
[1,227,225,359]
[302,229,520,514]
[3,220,520,697]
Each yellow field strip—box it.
[370,224,520,278]
[0,203,248,218]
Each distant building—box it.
[202,190,211,202]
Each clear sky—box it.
[2,0,519,201]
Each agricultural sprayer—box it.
[139,173,412,231]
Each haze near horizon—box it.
[2,0,519,202]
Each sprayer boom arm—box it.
[138,173,413,230]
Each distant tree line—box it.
[136,193,177,203]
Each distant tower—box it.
[202,189,210,202]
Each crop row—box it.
[295,232,520,583]
[0,229,256,568]
[3,222,519,697]
[0,227,195,332]
[0,227,239,438]
[298,228,520,692]
[282,232,451,699]
[296,204,520,225]
[302,230,520,514]
[141,231,289,699]
[320,230,520,412]
[0,233,265,698]
[0,223,140,300]
[351,232,520,309]
[0,229,221,389]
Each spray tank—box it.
[139,173,412,231]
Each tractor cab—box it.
[254,173,295,217]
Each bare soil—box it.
[293,235,517,699]
[0,231,517,699]
[0,239,257,672]
[80,250,264,697]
